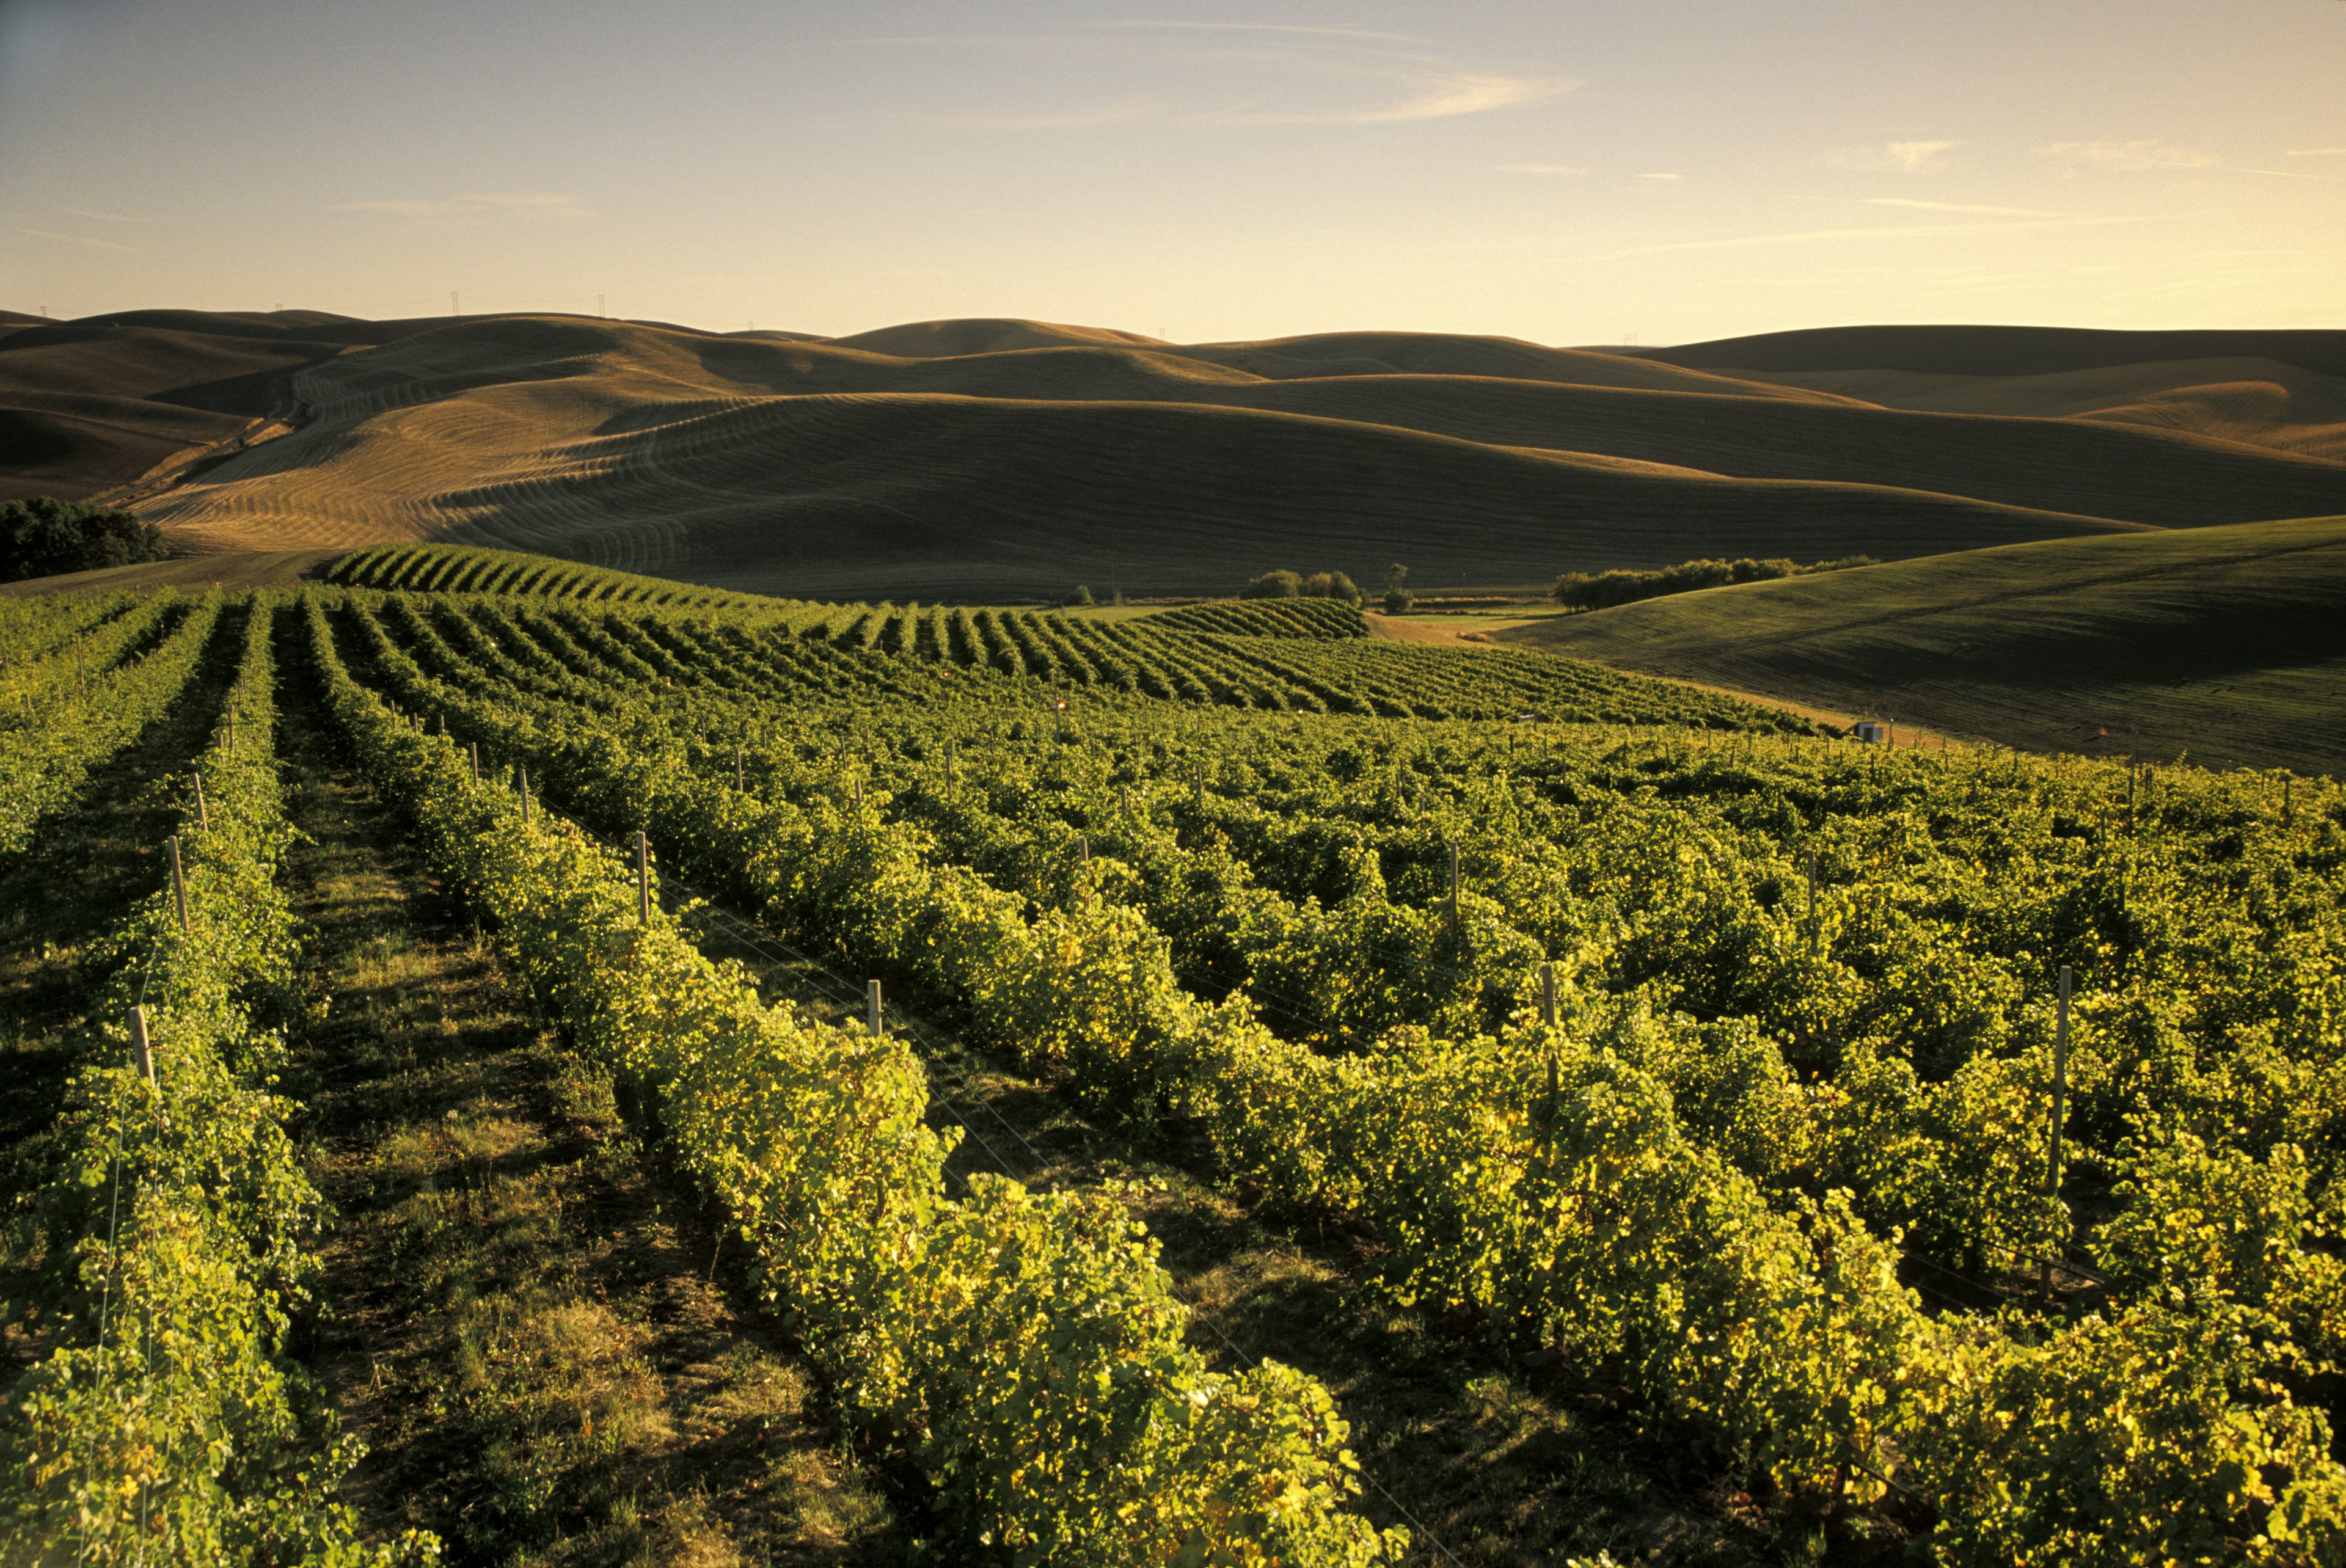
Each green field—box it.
[1500,513,2346,775]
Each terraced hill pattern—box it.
[4,308,2344,599]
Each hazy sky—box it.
[4,0,2341,343]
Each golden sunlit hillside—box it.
[5,309,2344,598]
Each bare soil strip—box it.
[270,624,902,1567]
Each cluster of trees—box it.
[1243,564,1421,615]
[1551,553,1876,612]
[0,495,168,584]
[1242,567,1362,603]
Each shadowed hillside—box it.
[123,314,2141,599]
[7,308,2345,598]
[1496,513,2346,775]
[1632,326,2346,462]
[0,308,398,502]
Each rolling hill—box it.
[1632,326,2346,462]
[5,309,2344,599]
[1494,512,2346,775]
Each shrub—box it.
[1065,584,1095,606]
[0,495,169,583]
[1382,563,1414,616]
[1303,571,1362,604]
[1243,570,1303,599]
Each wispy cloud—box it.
[1497,163,1589,175]
[17,227,136,252]
[2286,147,2346,158]
[871,26,1575,129]
[1822,139,1962,173]
[2037,139,2220,170]
[1569,213,2145,263]
[1210,70,1573,125]
[1089,21,1420,44]
[1858,197,2068,217]
[330,191,597,219]
[2037,139,2336,180]
[1635,172,1684,181]
[62,206,156,224]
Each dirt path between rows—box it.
[270,611,902,1567]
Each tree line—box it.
[1551,553,1875,611]
[1241,564,1417,614]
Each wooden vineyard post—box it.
[854,773,864,811]
[1120,782,1130,815]
[1079,833,1090,866]
[470,742,481,783]
[192,772,208,832]
[520,767,533,826]
[867,979,883,1036]
[130,1004,155,1084]
[735,746,744,791]
[1805,851,1819,954]
[636,831,651,925]
[1447,842,1462,935]
[167,835,190,934]
[2044,965,2073,1300]
[438,713,447,736]
[1540,960,1557,1028]
[946,738,956,789]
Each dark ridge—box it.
[1631,324,2346,379]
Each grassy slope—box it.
[1496,514,2346,775]
[685,339,2346,528]
[0,311,415,503]
[1626,327,2346,464]
[1628,324,2346,378]
[0,549,345,597]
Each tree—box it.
[1382,563,1414,616]
[0,495,168,584]
[1065,584,1095,607]
[1242,569,1303,599]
